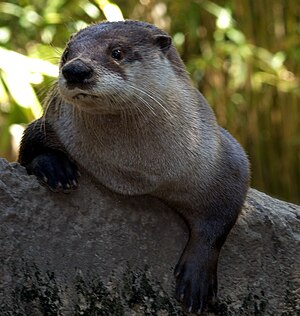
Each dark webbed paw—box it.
[27,152,79,192]
[174,246,218,314]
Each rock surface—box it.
[0,157,299,315]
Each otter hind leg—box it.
[174,208,239,315]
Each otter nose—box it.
[62,60,93,84]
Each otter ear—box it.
[153,35,172,53]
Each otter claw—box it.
[27,152,79,192]
[174,244,219,314]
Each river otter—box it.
[18,20,250,314]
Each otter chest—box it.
[54,116,186,195]
[75,137,179,195]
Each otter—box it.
[18,20,250,314]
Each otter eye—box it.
[111,48,123,61]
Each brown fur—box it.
[19,20,250,314]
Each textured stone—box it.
[0,158,299,315]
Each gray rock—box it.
[0,157,299,315]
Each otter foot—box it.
[27,152,79,192]
[174,244,218,314]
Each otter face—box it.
[57,20,183,114]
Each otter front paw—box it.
[26,152,79,192]
[174,248,218,314]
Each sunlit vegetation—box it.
[0,0,299,203]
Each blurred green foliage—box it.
[0,0,299,203]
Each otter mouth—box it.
[73,92,99,100]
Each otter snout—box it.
[62,60,93,84]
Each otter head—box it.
[58,20,188,114]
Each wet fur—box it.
[19,20,250,314]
